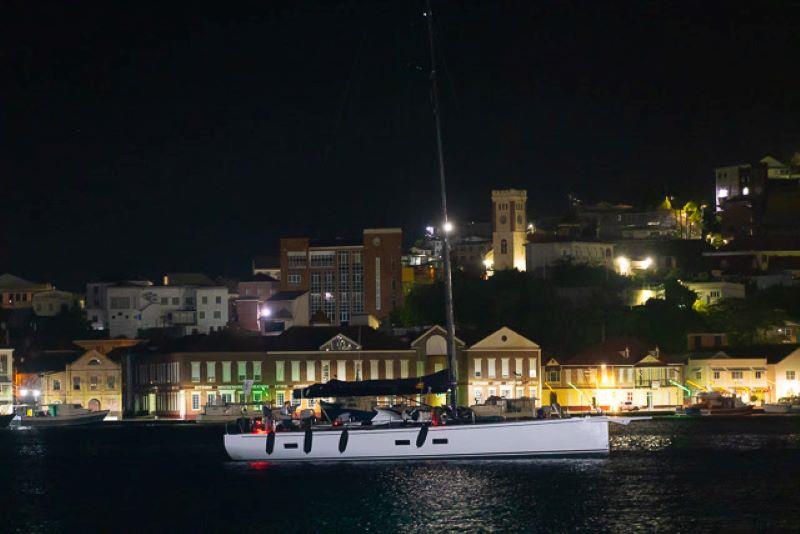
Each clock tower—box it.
[491,189,527,271]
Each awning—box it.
[292,369,451,399]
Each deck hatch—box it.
[432,438,448,445]
[284,443,299,449]
[395,439,411,446]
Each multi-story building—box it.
[15,347,124,417]
[0,273,54,310]
[491,189,528,271]
[685,344,800,404]
[543,338,685,412]
[89,280,229,338]
[465,327,541,405]
[86,278,152,330]
[525,235,614,277]
[278,228,403,325]
[0,348,13,414]
[126,325,542,419]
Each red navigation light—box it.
[249,461,271,470]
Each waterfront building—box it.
[465,327,541,405]
[126,325,541,419]
[0,273,54,310]
[490,189,528,271]
[278,228,403,325]
[543,338,685,412]
[15,347,124,417]
[684,345,800,403]
[87,278,229,338]
[0,347,12,415]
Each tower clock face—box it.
[499,214,507,225]
[372,236,381,247]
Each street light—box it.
[443,221,454,233]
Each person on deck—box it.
[280,401,294,431]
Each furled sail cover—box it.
[292,369,450,399]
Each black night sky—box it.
[3,0,799,289]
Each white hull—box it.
[224,417,612,462]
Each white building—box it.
[86,279,152,331]
[681,281,746,306]
[0,348,12,414]
[99,284,229,338]
[525,238,614,277]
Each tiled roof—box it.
[685,344,800,364]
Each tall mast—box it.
[425,0,458,411]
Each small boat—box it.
[11,404,109,427]
[196,403,267,424]
[686,392,753,416]
[764,403,791,414]
[764,396,800,414]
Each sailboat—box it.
[223,1,634,462]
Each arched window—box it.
[500,239,508,254]
[426,335,447,356]
[88,359,101,366]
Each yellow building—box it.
[685,345,800,404]
[544,339,685,412]
[17,348,124,418]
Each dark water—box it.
[2,417,800,533]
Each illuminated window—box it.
[253,361,262,382]
[207,362,216,382]
[192,393,200,411]
[52,379,61,391]
[732,371,743,380]
[90,375,99,391]
[276,391,285,405]
[191,362,201,383]
[473,358,482,377]
[275,361,285,382]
